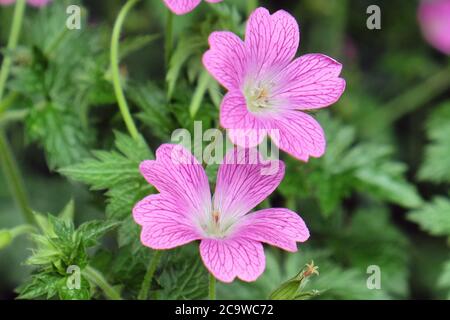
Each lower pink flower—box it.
[133,144,309,283]
[0,0,51,7]
[418,0,450,55]
[163,0,222,15]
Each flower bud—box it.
[0,230,13,250]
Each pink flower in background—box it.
[163,0,222,15]
[133,144,309,283]
[203,7,346,162]
[0,0,51,7]
[418,0,450,55]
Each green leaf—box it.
[418,102,450,183]
[333,209,410,297]
[25,103,90,170]
[158,246,208,300]
[166,37,205,99]
[218,249,389,300]
[408,197,450,237]
[60,132,153,220]
[119,34,160,60]
[437,260,450,299]
[128,82,174,140]
[279,114,423,216]
[57,275,91,300]
[58,199,75,223]
[77,220,120,247]
[16,273,61,300]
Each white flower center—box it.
[199,210,237,239]
[244,80,275,114]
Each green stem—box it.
[10,224,35,237]
[0,132,35,225]
[138,251,162,300]
[0,0,34,226]
[247,0,258,15]
[44,27,70,57]
[208,273,216,300]
[0,109,29,126]
[189,71,211,119]
[0,0,26,102]
[111,0,140,140]
[83,266,122,300]
[0,92,19,116]
[165,11,174,70]
[385,63,450,123]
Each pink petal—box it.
[214,148,285,219]
[203,32,247,91]
[139,144,211,219]
[245,8,299,77]
[274,54,346,110]
[220,91,267,147]
[240,208,309,252]
[268,111,326,162]
[133,194,202,249]
[418,0,450,55]
[163,0,201,15]
[200,237,265,283]
[0,0,15,5]
[27,0,51,7]
[205,0,223,3]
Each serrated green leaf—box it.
[77,220,120,247]
[119,34,160,60]
[418,102,450,183]
[128,82,175,140]
[57,275,91,300]
[25,103,90,170]
[158,247,208,300]
[60,132,153,220]
[16,273,61,300]
[280,114,423,216]
[408,197,450,236]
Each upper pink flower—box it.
[203,7,346,162]
[418,0,450,55]
[133,144,309,283]
[163,0,223,15]
[0,0,51,7]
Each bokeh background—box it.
[0,0,449,299]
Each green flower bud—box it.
[269,261,320,300]
[0,229,13,250]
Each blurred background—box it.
[0,0,449,300]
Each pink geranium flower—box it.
[163,0,222,15]
[0,0,51,7]
[203,7,346,162]
[133,144,309,282]
[418,0,450,55]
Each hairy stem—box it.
[385,63,450,123]
[209,273,216,300]
[0,0,26,102]
[10,224,35,238]
[138,251,162,300]
[0,132,35,225]
[165,11,174,70]
[0,0,35,226]
[83,266,122,300]
[189,71,211,118]
[111,0,140,140]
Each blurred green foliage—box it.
[0,0,449,300]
